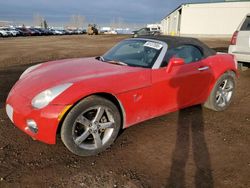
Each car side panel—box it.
[150,61,213,118]
[116,86,152,127]
[53,69,152,128]
[236,31,250,53]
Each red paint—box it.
[6,54,237,144]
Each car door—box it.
[150,45,214,117]
[237,15,250,53]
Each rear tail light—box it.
[230,31,238,45]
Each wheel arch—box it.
[209,69,236,91]
[56,92,126,135]
[204,69,236,105]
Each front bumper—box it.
[6,93,68,144]
[228,45,250,63]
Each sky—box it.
[0,0,218,26]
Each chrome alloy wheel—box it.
[72,106,115,150]
[216,78,234,108]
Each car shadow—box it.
[166,106,214,188]
[166,60,214,187]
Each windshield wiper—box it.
[98,56,128,66]
[105,60,128,66]
[99,56,105,62]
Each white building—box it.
[161,1,250,37]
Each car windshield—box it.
[101,39,163,68]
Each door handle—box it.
[198,66,210,71]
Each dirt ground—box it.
[0,35,249,188]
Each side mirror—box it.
[166,57,185,73]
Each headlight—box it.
[19,64,42,79]
[31,83,72,109]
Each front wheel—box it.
[204,71,236,111]
[61,96,121,156]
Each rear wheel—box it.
[204,71,236,111]
[61,96,121,156]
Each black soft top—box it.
[140,36,216,58]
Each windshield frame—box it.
[102,38,168,69]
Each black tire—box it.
[204,71,236,111]
[61,95,121,156]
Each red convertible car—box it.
[6,36,237,156]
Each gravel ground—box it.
[0,35,249,188]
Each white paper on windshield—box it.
[144,41,163,50]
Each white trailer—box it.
[161,1,250,38]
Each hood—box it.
[12,57,149,99]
